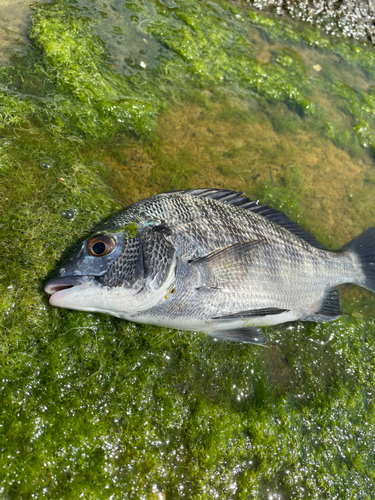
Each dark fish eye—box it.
[88,235,115,257]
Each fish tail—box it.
[344,226,375,292]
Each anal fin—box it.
[302,287,342,322]
[208,327,267,344]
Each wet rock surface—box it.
[1,0,375,498]
[0,0,45,62]
[0,0,375,64]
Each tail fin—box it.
[344,226,375,292]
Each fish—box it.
[44,189,375,344]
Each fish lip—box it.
[44,275,94,295]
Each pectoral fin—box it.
[189,240,262,266]
[189,240,264,288]
[208,327,268,344]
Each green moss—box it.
[124,221,140,238]
[271,113,302,134]
[0,91,37,129]
[1,0,372,155]
[27,4,158,139]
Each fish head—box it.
[44,220,176,318]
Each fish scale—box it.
[45,189,375,344]
[133,239,347,323]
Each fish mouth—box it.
[44,276,93,294]
[45,275,95,308]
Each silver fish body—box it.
[45,189,375,344]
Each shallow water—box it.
[0,0,46,62]
[1,0,375,499]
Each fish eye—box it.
[88,235,116,257]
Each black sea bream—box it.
[45,189,375,344]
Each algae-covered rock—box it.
[1,0,375,498]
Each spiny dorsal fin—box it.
[171,188,326,250]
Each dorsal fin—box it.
[170,188,326,250]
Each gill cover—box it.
[98,225,176,291]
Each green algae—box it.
[6,0,373,153]
[124,221,140,238]
[1,0,375,498]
